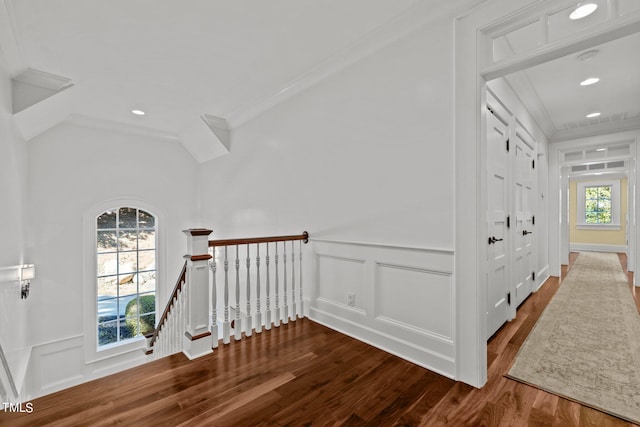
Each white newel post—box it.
[182,228,214,360]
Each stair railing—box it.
[145,261,187,358]
[146,230,309,359]
[209,232,309,346]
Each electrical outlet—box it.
[347,292,355,307]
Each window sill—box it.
[576,224,621,230]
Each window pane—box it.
[97,276,118,298]
[97,253,118,276]
[139,313,156,336]
[119,207,137,228]
[98,296,118,323]
[138,293,156,315]
[138,210,155,229]
[98,321,118,346]
[586,212,598,224]
[97,211,116,229]
[138,230,155,250]
[119,294,138,319]
[585,200,597,212]
[598,199,611,210]
[597,212,611,224]
[118,252,137,274]
[118,230,137,251]
[97,230,117,253]
[140,271,156,293]
[119,318,135,340]
[138,250,155,272]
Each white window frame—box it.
[83,198,165,363]
[576,180,621,230]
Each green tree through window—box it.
[96,207,156,347]
[585,186,612,224]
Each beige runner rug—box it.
[507,251,640,424]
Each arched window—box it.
[96,207,156,347]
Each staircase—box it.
[146,229,309,360]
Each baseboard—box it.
[535,265,550,292]
[310,308,455,379]
[569,243,627,253]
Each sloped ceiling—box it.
[1,0,483,162]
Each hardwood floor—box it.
[2,257,638,426]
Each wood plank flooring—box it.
[2,254,638,426]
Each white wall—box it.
[0,47,30,398]
[25,121,200,398]
[200,22,458,377]
[200,22,454,250]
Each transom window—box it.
[96,207,156,347]
[584,185,612,224]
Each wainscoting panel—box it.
[26,335,147,399]
[309,239,455,378]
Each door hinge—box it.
[488,105,495,115]
[532,271,536,281]
[507,292,511,305]
[506,139,510,152]
[532,159,535,169]
[507,215,510,229]
[532,215,535,225]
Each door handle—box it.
[488,236,504,245]
[522,230,532,236]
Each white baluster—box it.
[245,244,252,337]
[234,245,242,341]
[170,303,175,354]
[291,240,296,321]
[255,244,262,333]
[282,241,289,324]
[299,240,304,318]
[265,243,272,330]
[211,258,218,349]
[222,247,230,344]
[274,243,281,327]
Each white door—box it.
[513,132,535,307]
[486,109,510,339]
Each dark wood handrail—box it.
[208,231,309,247]
[148,260,187,349]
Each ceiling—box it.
[3,0,439,161]
[498,2,640,142]
[1,0,639,157]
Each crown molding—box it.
[64,114,179,141]
[226,0,488,128]
[550,116,640,143]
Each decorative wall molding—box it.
[309,240,455,379]
[309,237,454,255]
[26,334,147,400]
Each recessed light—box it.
[595,148,606,152]
[577,49,599,61]
[570,3,598,20]
[580,77,600,86]
[132,109,145,116]
[586,112,601,118]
